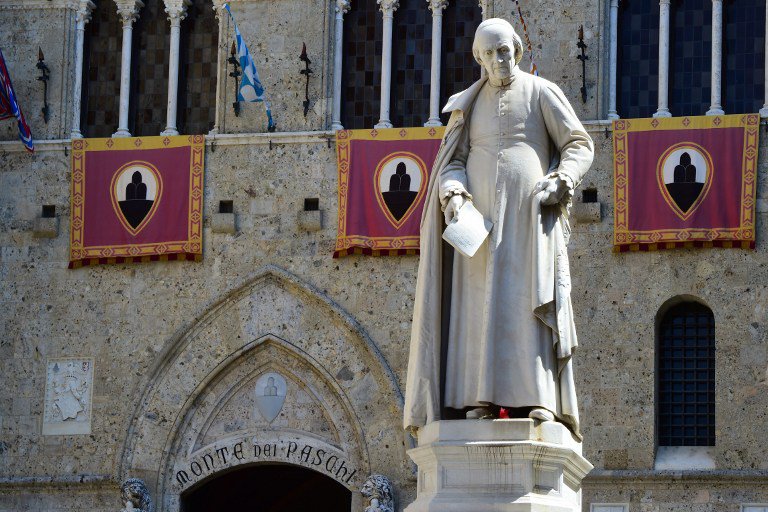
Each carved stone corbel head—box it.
[120,478,153,512]
[361,474,395,512]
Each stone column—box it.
[209,0,226,135]
[375,0,398,129]
[706,0,724,115]
[70,0,96,139]
[113,0,144,137]
[478,0,490,19]
[762,2,768,118]
[607,0,619,120]
[425,0,447,127]
[654,0,671,118]
[331,0,350,131]
[161,0,190,136]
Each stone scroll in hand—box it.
[442,202,493,258]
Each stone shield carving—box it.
[254,372,287,423]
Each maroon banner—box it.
[69,135,204,268]
[334,127,444,257]
[613,114,758,251]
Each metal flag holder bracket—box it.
[300,42,313,117]
[577,25,588,104]
[228,41,241,117]
[36,47,50,123]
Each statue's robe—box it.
[404,69,594,438]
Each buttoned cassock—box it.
[404,69,593,438]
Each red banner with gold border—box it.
[613,114,758,252]
[69,135,204,268]
[334,127,444,257]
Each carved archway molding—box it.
[119,265,406,511]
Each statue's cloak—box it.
[403,76,591,439]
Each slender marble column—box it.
[607,0,619,120]
[113,0,144,137]
[161,0,190,136]
[706,0,724,115]
[71,0,96,139]
[425,0,447,127]
[375,0,398,129]
[209,0,226,135]
[762,2,768,117]
[478,0,490,19]
[654,0,672,118]
[331,0,351,131]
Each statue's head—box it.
[472,18,524,84]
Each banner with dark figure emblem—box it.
[613,114,758,251]
[69,136,204,268]
[334,127,444,257]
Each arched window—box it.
[390,0,432,128]
[657,300,715,447]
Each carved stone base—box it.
[405,419,593,512]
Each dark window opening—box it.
[668,0,712,117]
[617,0,659,118]
[582,188,598,203]
[81,0,123,137]
[722,0,765,114]
[657,301,715,447]
[130,0,171,136]
[219,200,233,214]
[440,0,482,124]
[304,198,320,211]
[42,205,56,218]
[390,0,432,127]
[341,0,382,129]
[177,0,218,134]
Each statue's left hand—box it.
[535,175,569,206]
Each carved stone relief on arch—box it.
[119,266,408,511]
[168,336,368,494]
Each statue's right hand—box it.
[444,194,467,224]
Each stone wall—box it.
[1,0,767,510]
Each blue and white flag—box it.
[224,3,275,130]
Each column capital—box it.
[478,0,489,15]
[378,0,398,14]
[115,0,144,25]
[212,0,227,20]
[659,0,670,5]
[428,0,447,12]
[335,0,350,15]
[75,0,95,24]
[164,0,190,22]
[610,0,619,7]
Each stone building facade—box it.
[0,0,767,511]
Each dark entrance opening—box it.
[180,464,352,512]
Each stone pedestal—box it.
[406,419,593,512]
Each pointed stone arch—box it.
[119,265,407,511]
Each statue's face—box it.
[475,24,516,83]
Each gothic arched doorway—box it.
[180,464,352,512]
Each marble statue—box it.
[120,478,153,512]
[403,18,594,439]
[361,474,395,512]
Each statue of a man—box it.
[404,18,593,438]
